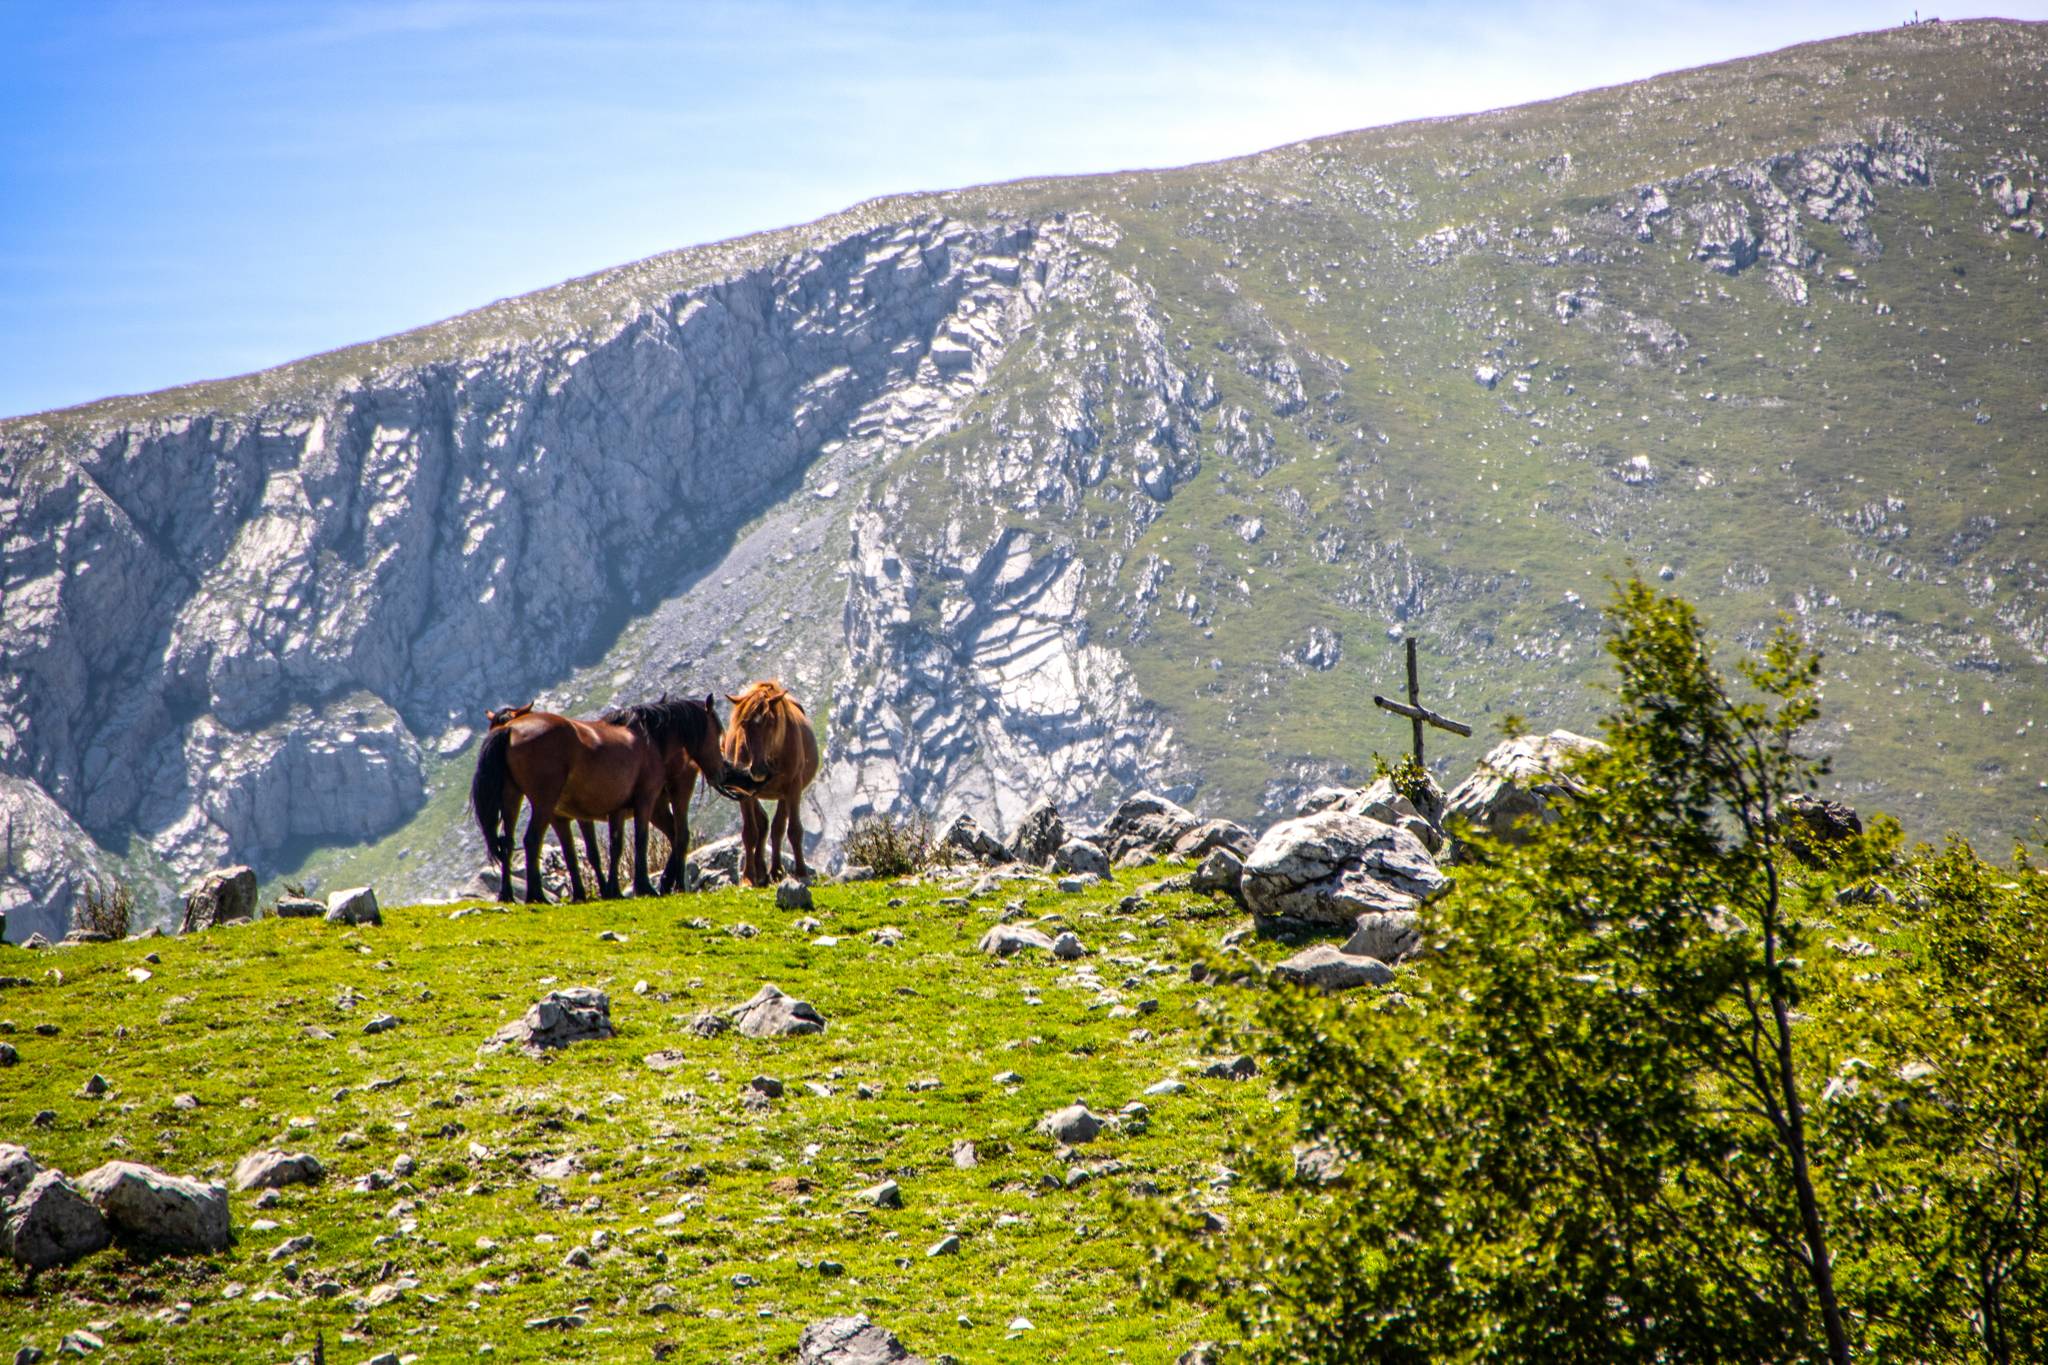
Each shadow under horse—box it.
[470,696,727,902]
[721,680,821,886]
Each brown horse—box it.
[484,702,621,898]
[470,696,726,903]
[721,681,821,886]
[600,694,735,894]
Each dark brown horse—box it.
[484,702,622,898]
[470,696,726,903]
[721,680,821,886]
[601,695,734,894]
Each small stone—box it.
[323,887,382,926]
[1051,931,1087,960]
[818,1259,845,1278]
[0,1043,16,1067]
[978,925,1053,957]
[265,1233,314,1262]
[172,1093,199,1110]
[993,1070,1023,1085]
[927,1234,960,1257]
[1037,1104,1103,1145]
[563,1246,592,1269]
[1144,1079,1187,1097]
[952,1141,977,1169]
[776,879,814,910]
[1202,1056,1259,1081]
[858,1179,902,1209]
[597,930,624,943]
[362,1013,401,1035]
[79,1074,109,1099]
[747,1076,784,1099]
[232,1151,325,1191]
[729,984,826,1038]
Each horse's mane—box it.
[729,680,804,726]
[603,694,712,749]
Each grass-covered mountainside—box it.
[1,20,2043,935]
[0,866,1260,1362]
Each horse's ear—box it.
[727,693,743,704]
[705,692,718,713]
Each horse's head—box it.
[686,693,744,793]
[721,682,790,789]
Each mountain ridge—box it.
[3,18,2044,938]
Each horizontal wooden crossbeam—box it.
[1372,694,1473,737]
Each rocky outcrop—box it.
[798,1315,926,1365]
[0,211,1106,927]
[484,987,614,1054]
[1242,811,1449,929]
[1441,731,1604,848]
[730,984,826,1038]
[5,1169,111,1271]
[76,1161,231,1255]
[180,865,257,932]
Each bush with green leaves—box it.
[1155,578,2047,1363]
[842,812,937,878]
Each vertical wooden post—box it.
[1406,636,1424,765]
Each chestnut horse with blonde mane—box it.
[721,680,821,886]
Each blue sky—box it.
[2,2,2041,418]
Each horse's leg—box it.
[660,772,695,894]
[787,797,809,882]
[768,802,790,883]
[744,797,768,886]
[496,791,520,901]
[630,794,657,898]
[578,820,605,894]
[604,814,624,899]
[522,799,552,905]
[554,817,587,902]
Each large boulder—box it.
[1344,772,1447,829]
[1441,731,1603,850]
[323,886,382,926]
[730,984,826,1038]
[1010,799,1067,867]
[1242,811,1448,929]
[1171,818,1255,861]
[0,1144,41,1205]
[1775,794,1863,865]
[76,1161,230,1254]
[1038,1104,1104,1145]
[5,1170,111,1270]
[1191,847,1245,900]
[940,813,1009,865]
[1101,792,1202,862]
[797,1315,926,1365]
[1345,910,1423,964]
[1052,838,1110,879]
[179,866,258,932]
[1274,945,1396,992]
[484,987,614,1053]
[231,1150,325,1192]
[687,835,745,891]
[978,925,1054,957]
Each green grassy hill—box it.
[0,868,1261,1363]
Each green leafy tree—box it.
[1155,578,2048,1362]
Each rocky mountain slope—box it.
[4,19,2045,936]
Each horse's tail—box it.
[471,726,513,860]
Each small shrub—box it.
[843,813,936,878]
[1370,751,1434,808]
[76,880,134,939]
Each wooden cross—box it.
[1372,636,1472,767]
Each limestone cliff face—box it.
[1,211,1178,935]
[7,22,2046,936]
